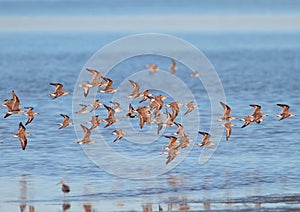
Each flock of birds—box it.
[0,59,296,195]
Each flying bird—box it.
[170,59,177,74]
[86,67,102,87]
[24,107,38,125]
[75,104,89,114]
[103,104,119,128]
[12,122,30,150]
[218,101,235,121]
[276,104,295,120]
[125,103,137,118]
[99,77,117,93]
[184,101,197,116]
[75,124,94,144]
[136,106,151,129]
[48,83,69,99]
[222,123,234,141]
[78,81,92,97]
[59,114,72,129]
[87,115,103,130]
[89,99,102,112]
[4,90,24,118]
[197,131,214,147]
[127,80,141,98]
[112,129,125,142]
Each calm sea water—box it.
[0,31,299,211]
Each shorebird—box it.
[75,124,94,144]
[163,145,181,165]
[12,122,30,150]
[173,122,185,136]
[58,180,70,194]
[178,133,193,148]
[4,90,24,118]
[127,80,141,98]
[190,71,200,78]
[222,123,234,141]
[146,64,159,73]
[103,104,119,128]
[184,101,197,115]
[24,107,38,125]
[137,89,153,103]
[78,81,92,97]
[241,115,254,128]
[99,77,117,93]
[136,106,151,129]
[75,104,89,114]
[48,83,69,99]
[218,101,235,121]
[276,104,295,120]
[125,103,137,118]
[110,101,123,113]
[89,99,102,112]
[197,131,214,147]
[86,67,102,87]
[150,95,167,115]
[112,129,125,142]
[167,101,182,121]
[59,114,72,129]
[153,112,165,134]
[170,59,177,74]
[163,135,178,150]
[250,104,267,124]
[87,115,103,130]
[165,108,175,126]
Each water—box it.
[0,31,299,211]
[0,1,300,211]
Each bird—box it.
[178,133,193,148]
[163,135,178,150]
[75,104,89,114]
[12,122,30,150]
[218,101,235,121]
[184,101,197,115]
[110,101,123,113]
[137,89,153,103]
[78,81,92,97]
[103,104,119,128]
[59,114,72,129]
[173,122,185,136]
[99,77,117,93]
[89,99,102,112]
[165,108,174,126]
[86,67,102,87]
[222,123,234,141]
[125,103,137,118]
[276,104,295,120]
[75,124,94,144]
[24,107,38,125]
[166,101,182,121]
[136,106,151,129]
[112,129,125,142]
[150,95,167,115]
[163,145,181,165]
[87,115,103,130]
[146,64,159,73]
[240,115,254,128]
[153,112,165,134]
[197,131,214,147]
[48,83,69,99]
[127,80,141,98]
[170,59,177,74]
[190,71,200,78]
[249,104,267,124]
[58,180,70,194]
[4,90,24,118]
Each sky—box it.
[0,0,300,32]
